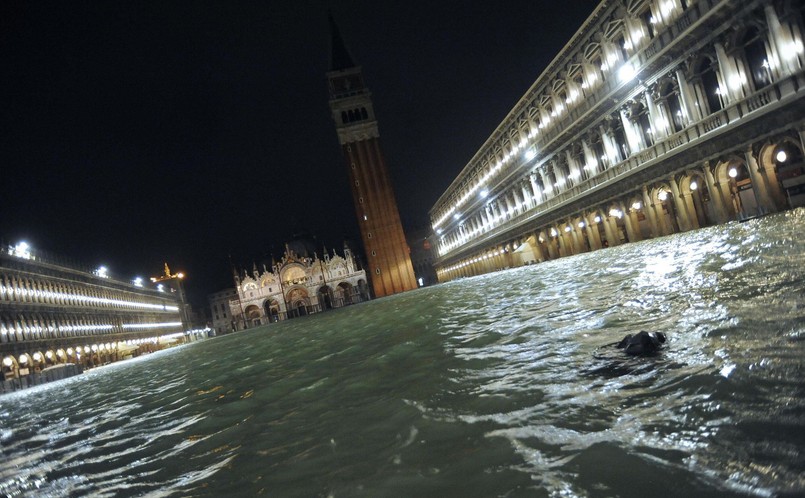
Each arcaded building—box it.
[430,0,805,281]
[1,242,184,381]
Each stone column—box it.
[521,182,533,209]
[601,125,621,165]
[715,42,744,101]
[625,208,641,242]
[529,236,546,263]
[571,226,586,253]
[704,165,729,223]
[676,69,701,123]
[603,215,619,246]
[684,189,702,229]
[529,174,541,203]
[585,217,602,250]
[645,89,667,139]
[620,109,640,156]
[765,5,793,77]
[641,186,659,237]
[744,148,776,214]
[546,233,559,259]
[668,179,692,231]
[592,217,604,249]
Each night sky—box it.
[1,1,594,308]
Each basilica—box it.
[230,243,369,328]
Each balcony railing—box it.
[439,71,804,261]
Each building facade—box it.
[230,244,369,328]
[406,227,438,287]
[430,0,805,281]
[326,16,418,298]
[1,242,185,385]
[208,287,238,336]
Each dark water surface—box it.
[2,210,804,497]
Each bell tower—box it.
[326,15,417,298]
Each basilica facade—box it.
[430,0,805,281]
[231,244,369,328]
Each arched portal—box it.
[651,183,680,235]
[2,355,18,380]
[263,299,281,322]
[337,282,354,306]
[286,288,310,318]
[761,140,805,209]
[680,172,716,229]
[715,159,755,219]
[17,353,32,376]
[317,286,334,311]
[293,300,308,316]
[244,304,262,327]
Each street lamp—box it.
[151,263,189,333]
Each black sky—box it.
[1,1,594,308]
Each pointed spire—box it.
[328,12,356,71]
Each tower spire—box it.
[328,13,356,71]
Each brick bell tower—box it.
[326,14,417,298]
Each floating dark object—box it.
[616,331,666,356]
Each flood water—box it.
[2,209,804,497]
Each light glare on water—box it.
[1,209,804,497]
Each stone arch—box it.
[605,200,628,243]
[336,282,354,306]
[17,353,33,375]
[2,355,18,380]
[714,157,755,219]
[678,170,713,229]
[571,215,593,252]
[759,137,805,209]
[317,285,334,311]
[244,304,262,326]
[286,287,310,318]
[44,349,57,366]
[263,299,281,322]
[280,264,307,286]
[650,182,681,234]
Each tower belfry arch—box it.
[325,14,417,298]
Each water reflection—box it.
[1,210,804,497]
